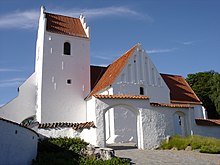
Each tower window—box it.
[64,42,71,55]
[140,87,144,95]
[67,79,72,84]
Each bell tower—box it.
[35,6,90,123]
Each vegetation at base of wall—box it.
[32,137,129,165]
[160,135,220,154]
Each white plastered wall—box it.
[0,73,36,123]
[38,127,97,146]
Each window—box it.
[140,87,144,95]
[67,79,72,84]
[64,42,71,55]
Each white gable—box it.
[113,45,170,103]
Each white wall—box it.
[0,119,38,165]
[38,127,97,146]
[0,73,36,123]
[193,125,220,139]
[35,9,90,123]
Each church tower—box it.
[35,7,90,123]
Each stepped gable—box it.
[161,74,202,104]
[45,12,88,38]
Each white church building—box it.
[0,7,219,149]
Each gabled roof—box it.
[45,12,88,38]
[161,74,202,104]
[88,44,139,97]
[89,45,201,105]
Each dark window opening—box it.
[178,116,182,125]
[67,79,72,84]
[64,42,71,55]
[140,87,144,95]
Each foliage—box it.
[186,70,220,118]
[160,135,220,154]
[33,137,129,165]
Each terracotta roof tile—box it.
[38,121,96,130]
[93,94,149,100]
[161,74,202,104]
[45,12,88,38]
[88,44,139,97]
[150,102,193,108]
[195,118,220,126]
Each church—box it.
[0,6,219,149]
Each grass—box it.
[32,137,130,165]
[160,135,220,154]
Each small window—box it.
[64,42,71,55]
[140,87,144,95]
[67,79,72,84]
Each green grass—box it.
[32,137,130,165]
[160,135,220,154]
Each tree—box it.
[186,71,220,119]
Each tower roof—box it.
[45,12,88,38]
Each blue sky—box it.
[0,0,220,106]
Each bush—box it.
[33,137,130,165]
[160,135,220,154]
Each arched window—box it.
[64,42,71,55]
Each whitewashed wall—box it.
[38,127,97,146]
[0,119,38,165]
[35,9,90,123]
[0,73,36,123]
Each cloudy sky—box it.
[0,0,220,106]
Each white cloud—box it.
[0,78,25,88]
[94,55,113,61]
[0,6,151,30]
[0,68,22,72]
[147,48,176,54]
[0,9,39,29]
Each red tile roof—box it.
[45,12,88,38]
[93,94,149,100]
[38,121,96,130]
[161,74,202,104]
[150,102,193,108]
[88,44,139,97]
[195,118,220,126]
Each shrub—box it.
[33,137,130,165]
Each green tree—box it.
[186,71,220,119]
